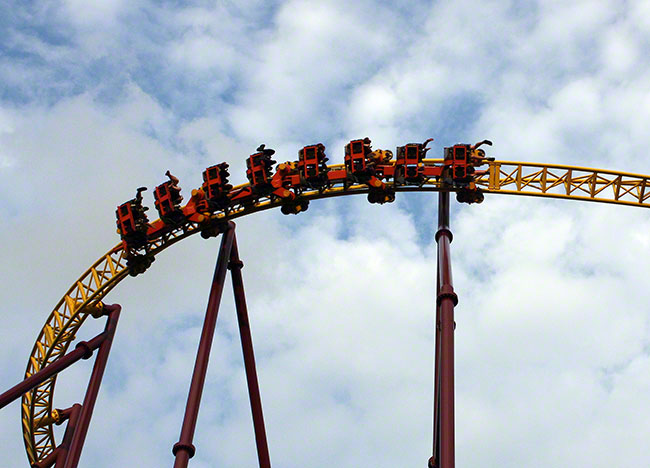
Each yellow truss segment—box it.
[21,248,130,464]
[319,160,650,208]
[478,161,650,208]
[21,160,650,466]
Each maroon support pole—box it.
[63,305,121,468]
[31,405,82,468]
[53,404,82,468]
[433,190,458,468]
[1,333,107,410]
[172,225,236,468]
[229,235,272,468]
[430,262,442,468]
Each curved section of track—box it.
[22,160,650,465]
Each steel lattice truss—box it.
[21,160,650,466]
[480,161,650,207]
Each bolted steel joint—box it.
[34,409,60,429]
[87,301,106,319]
[87,301,121,318]
[100,303,122,316]
[172,442,196,459]
[228,259,244,270]
[74,340,94,360]
[55,404,80,425]
[434,227,453,243]
[436,284,458,306]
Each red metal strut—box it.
[1,304,121,468]
[229,237,272,468]
[64,304,121,468]
[173,224,236,467]
[31,404,81,468]
[430,190,458,468]
[0,310,118,410]
[431,255,442,466]
[52,404,81,468]
[173,222,271,468]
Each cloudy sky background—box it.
[2,1,650,466]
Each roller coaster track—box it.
[20,159,650,465]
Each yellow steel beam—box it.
[21,160,650,465]
[476,161,650,208]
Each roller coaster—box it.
[2,137,650,468]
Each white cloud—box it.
[165,4,255,73]
[601,26,639,75]
[63,0,130,26]
[226,0,413,142]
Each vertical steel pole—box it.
[434,190,458,468]
[172,224,236,468]
[228,234,272,468]
[64,305,122,468]
[430,262,442,468]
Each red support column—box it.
[53,404,82,468]
[172,224,236,468]
[1,333,106,410]
[64,305,121,468]
[430,263,442,468]
[228,234,272,468]
[31,404,82,468]
[432,190,458,468]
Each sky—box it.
[1,0,650,467]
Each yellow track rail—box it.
[480,161,650,208]
[21,160,650,465]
